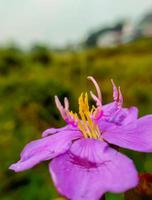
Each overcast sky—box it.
[0,0,152,47]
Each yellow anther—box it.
[91,106,96,114]
[68,92,100,139]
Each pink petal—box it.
[102,102,138,126]
[49,139,138,200]
[121,106,138,125]
[102,115,152,152]
[42,125,78,137]
[9,130,81,172]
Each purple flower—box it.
[9,77,152,200]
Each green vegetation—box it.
[0,38,152,200]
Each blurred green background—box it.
[0,38,152,200]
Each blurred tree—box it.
[30,43,52,65]
[0,46,24,75]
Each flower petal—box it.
[102,102,117,116]
[102,102,138,126]
[9,130,81,172]
[42,125,78,137]
[121,106,138,125]
[102,115,152,152]
[99,106,138,133]
[49,139,138,200]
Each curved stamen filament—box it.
[55,96,77,126]
[55,96,67,120]
[87,76,103,120]
[87,76,102,101]
[118,86,123,107]
[111,79,123,108]
[64,97,69,111]
[111,79,118,101]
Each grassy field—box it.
[0,38,152,200]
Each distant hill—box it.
[84,11,152,48]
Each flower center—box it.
[69,92,101,139]
[55,76,123,140]
[55,77,123,139]
[55,76,103,140]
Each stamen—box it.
[64,97,69,111]
[90,91,101,108]
[87,76,103,120]
[87,76,102,101]
[55,96,67,120]
[55,96,76,126]
[90,105,95,115]
[118,86,123,107]
[111,79,123,108]
[111,79,118,101]
[78,92,100,139]
[55,77,102,139]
